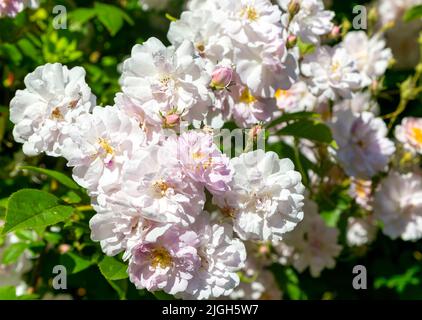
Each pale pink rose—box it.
[181,215,247,300]
[128,225,201,295]
[395,117,422,155]
[164,131,233,196]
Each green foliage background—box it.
[0,0,421,300]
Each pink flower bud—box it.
[287,35,297,49]
[330,25,341,39]
[249,124,263,140]
[163,113,180,128]
[210,66,233,90]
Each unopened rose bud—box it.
[210,66,233,90]
[250,124,263,139]
[288,0,300,18]
[287,35,297,49]
[163,113,180,128]
[330,26,341,39]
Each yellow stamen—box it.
[192,151,205,160]
[153,179,169,196]
[275,89,291,99]
[51,107,63,120]
[241,5,259,21]
[354,180,368,199]
[159,75,172,86]
[239,87,257,104]
[330,61,340,73]
[68,99,79,109]
[98,138,115,155]
[151,247,172,269]
[220,206,236,218]
[411,127,422,145]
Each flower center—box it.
[330,60,342,74]
[192,151,205,160]
[151,247,172,269]
[68,98,79,109]
[239,87,257,105]
[159,74,172,87]
[275,89,291,99]
[241,5,259,21]
[220,206,236,218]
[152,179,169,196]
[196,42,205,55]
[354,180,368,199]
[411,127,422,145]
[98,138,115,156]
[309,236,322,252]
[51,107,64,120]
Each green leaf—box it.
[321,197,350,228]
[20,166,80,190]
[14,229,37,242]
[61,191,82,204]
[267,112,320,129]
[106,279,127,300]
[94,2,134,36]
[17,38,41,63]
[2,189,75,234]
[0,198,7,219]
[69,8,97,26]
[60,252,93,274]
[403,5,422,22]
[0,286,17,300]
[1,242,28,265]
[375,266,421,293]
[276,119,333,143]
[153,291,176,300]
[0,106,9,113]
[0,43,23,65]
[98,256,128,281]
[297,37,315,56]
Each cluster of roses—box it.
[7,0,422,299]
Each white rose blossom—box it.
[278,0,335,45]
[0,232,33,296]
[0,0,39,18]
[329,109,395,179]
[301,45,363,100]
[10,63,96,157]
[275,199,342,277]
[182,215,247,300]
[342,31,393,87]
[374,171,422,241]
[63,106,147,194]
[214,149,305,243]
[120,37,211,127]
[346,216,377,247]
[395,117,422,155]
